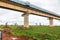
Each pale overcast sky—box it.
[0,0,60,25]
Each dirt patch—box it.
[2,32,34,40]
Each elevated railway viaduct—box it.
[0,0,60,27]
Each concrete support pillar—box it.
[24,13,29,28]
[49,18,53,27]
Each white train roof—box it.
[11,0,60,17]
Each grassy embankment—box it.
[0,25,60,40]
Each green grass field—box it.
[0,25,60,40]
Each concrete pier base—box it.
[49,18,53,27]
[24,13,29,28]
